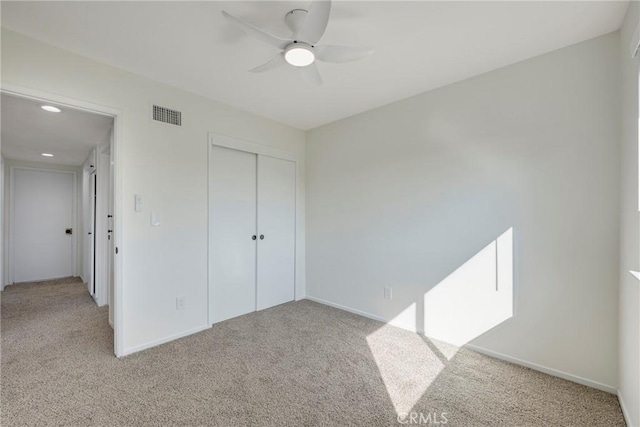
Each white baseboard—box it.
[92,293,105,307]
[119,324,210,357]
[305,295,617,395]
[618,389,636,427]
[465,344,617,394]
[305,295,418,332]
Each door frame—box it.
[1,82,125,357]
[208,132,298,326]
[92,141,112,307]
[8,166,77,283]
[88,170,97,297]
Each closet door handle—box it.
[259,235,264,240]
[252,235,257,240]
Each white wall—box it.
[306,33,621,390]
[3,159,83,284]
[619,2,640,425]
[0,29,306,355]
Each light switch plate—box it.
[384,286,392,300]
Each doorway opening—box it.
[0,87,122,356]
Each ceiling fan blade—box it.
[222,11,289,49]
[295,0,332,45]
[249,53,286,73]
[300,63,323,86]
[315,45,374,63]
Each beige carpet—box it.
[1,278,625,426]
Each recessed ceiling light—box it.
[284,44,315,67]
[41,153,54,157]
[41,105,61,113]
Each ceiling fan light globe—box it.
[284,45,315,67]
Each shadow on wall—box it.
[366,228,514,416]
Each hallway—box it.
[2,278,114,424]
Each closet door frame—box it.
[207,133,298,326]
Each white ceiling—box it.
[1,1,629,130]
[1,94,114,166]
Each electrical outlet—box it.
[176,296,185,310]
[384,286,392,300]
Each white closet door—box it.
[210,146,257,323]
[256,155,296,310]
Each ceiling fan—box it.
[222,0,373,85]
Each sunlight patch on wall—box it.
[424,228,513,346]
[385,300,417,332]
[366,228,514,416]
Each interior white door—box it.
[256,155,296,310]
[210,146,258,323]
[12,168,74,283]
